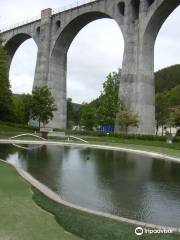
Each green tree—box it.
[12,94,24,123]
[0,37,13,121]
[80,104,96,130]
[96,71,121,126]
[12,94,32,124]
[168,85,180,108]
[67,98,81,129]
[117,110,139,134]
[170,106,180,127]
[72,107,81,126]
[155,92,169,135]
[67,98,74,129]
[21,94,33,124]
[155,65,180,135]
[155,64,180,94]
[155,84,180,134]
[31,86,57,130]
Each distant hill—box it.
[13,94,81,108]
[155,64,180,94]
[72,102,81,111]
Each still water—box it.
[0,144,180,227]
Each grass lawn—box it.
[0,122,36,139]
[0,163,82,240]
[33,187,180,240]
[77,136,180,158]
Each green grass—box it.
[0,163,82,240]
[32,187,180,240]
[0,121,37,132]
[0,121,43,140]
[77,136,180,158]
[0,122,35,139]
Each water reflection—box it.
[0,144,180,227]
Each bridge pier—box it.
[47,48,67,129]
[34,8,52,87]
[33,8,67,129]
[117,1,155,135]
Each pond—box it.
[0,144,180,227]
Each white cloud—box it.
[10,74,33,94]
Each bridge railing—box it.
[0,15,41,33]
[0,0,97,33]
[52,0,97,15]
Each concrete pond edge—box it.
[0,139,180,234]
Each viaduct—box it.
[1,0,180,134]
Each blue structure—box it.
[99,125,114,133]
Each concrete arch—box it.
[142,0,180,62]
[140,1,180,92]
[144,0,180,41]
[140,1,180,70]
[4,33,38,69]
[51,11,124,55]
[48,11,124,129]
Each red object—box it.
[41,131,48,140]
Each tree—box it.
[155,92,169,135]
[96,71,121,126]
[155,84,180,134]
[168,85,180,108]
[21,94,33,124]
[80,104,96,130]
[67,98,74,129]
[117,110,139,134]
[31,86,57,130]
[169,106,180,128]
[72,106,81,126]
[11,94,25,123]
[155,64,180,94]
[12,94,32,124]
[0,37,13,121]
[67,98,81,129]
[76,70,122,130]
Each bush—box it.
[53,128,65,132]
[0,120,38,131]
[65,130,180,143]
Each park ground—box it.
[0,121,179,158]
[0,122,180,240]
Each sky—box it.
[0,0,180,103]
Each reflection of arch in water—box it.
[9,133,46,150]
[12,143,44,151]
